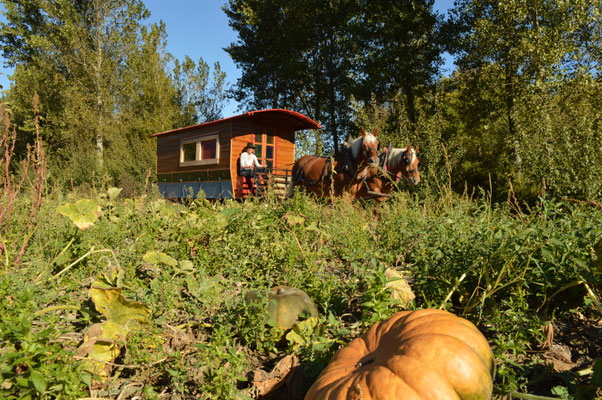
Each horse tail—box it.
[286,176,295,198]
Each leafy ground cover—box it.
[1,186,601,399]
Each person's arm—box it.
[252,154,263,168]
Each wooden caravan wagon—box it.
[151,109,322,199]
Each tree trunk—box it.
[404,82,417,135]
[328,28,338,155]
[95,3,105,170]
[504,62,519,171]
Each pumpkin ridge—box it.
[352,333,489,393]
[385,312,464,339]
[383,353,461,399]
[365,363,424,399]
[394,333,493,399]
[388,321,494,372]
[340,368,367,398]
[386,314,455,337]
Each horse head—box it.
[400,144,420,185]
[350,128,380,171]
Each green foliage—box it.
[56,199,101,230]
[224,0,441,152]
[0,0,228,188]
[0,282,87,398]
[1,183,601,398]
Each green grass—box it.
[1,186,601,399]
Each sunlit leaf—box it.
[97,265,124,288]
[142,251,177,267]
[29,369,45,394]
[286,317,320,349]
[56,199,101,230]
[88,283,151,332]
[284,213,305,226]
[107,187,123,201]
[76,323,122,380]
[178,260,194,273]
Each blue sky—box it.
[0,0,456,118]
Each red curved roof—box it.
[151,109,322,137]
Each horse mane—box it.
[388,147,416,170]
[350,131,377,159]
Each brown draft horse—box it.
[290,128,380,198]
[356,145,421,202]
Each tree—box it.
[224,0,443,154]
[224,0,360,154]
[0,0,228,186]
[355,0,442,133]
[1,0,152,176]
[445,0,602,199]
[172,56,227,124]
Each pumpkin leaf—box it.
[56,199,101,230]
[79,281,151,383]
[142,251,177,267]
[177,260,195,273]
[283,213,305,226]
[88,283,151,333]
[96,264,124,287]
[286,317,321,349]
[76,323,122,380]
[187,275,222,303]
[106,187,123,201]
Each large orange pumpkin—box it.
[305,309,495,400]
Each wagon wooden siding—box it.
[276,130,296,170]
[156,125,231,174]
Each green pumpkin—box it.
[247,286,318,330]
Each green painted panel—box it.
[159,170,230,183]
[157,174,172,183]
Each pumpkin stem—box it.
[355,358,374,368]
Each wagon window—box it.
[201,139,217,160]
[265,145,274,159]
[179,133,220,166]
[255,144,263,159]
[252,129,276,169]
[182,142,197,163]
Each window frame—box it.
[179,133,220,166]
[253,129,276,168]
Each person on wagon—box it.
[239,142,266,178]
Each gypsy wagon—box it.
[151,109,322,199]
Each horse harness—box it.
[361,146,419,198]
[294,139,376,186]
[293,155,334,186]
[403,150,419,176]
[381,146,420,180]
